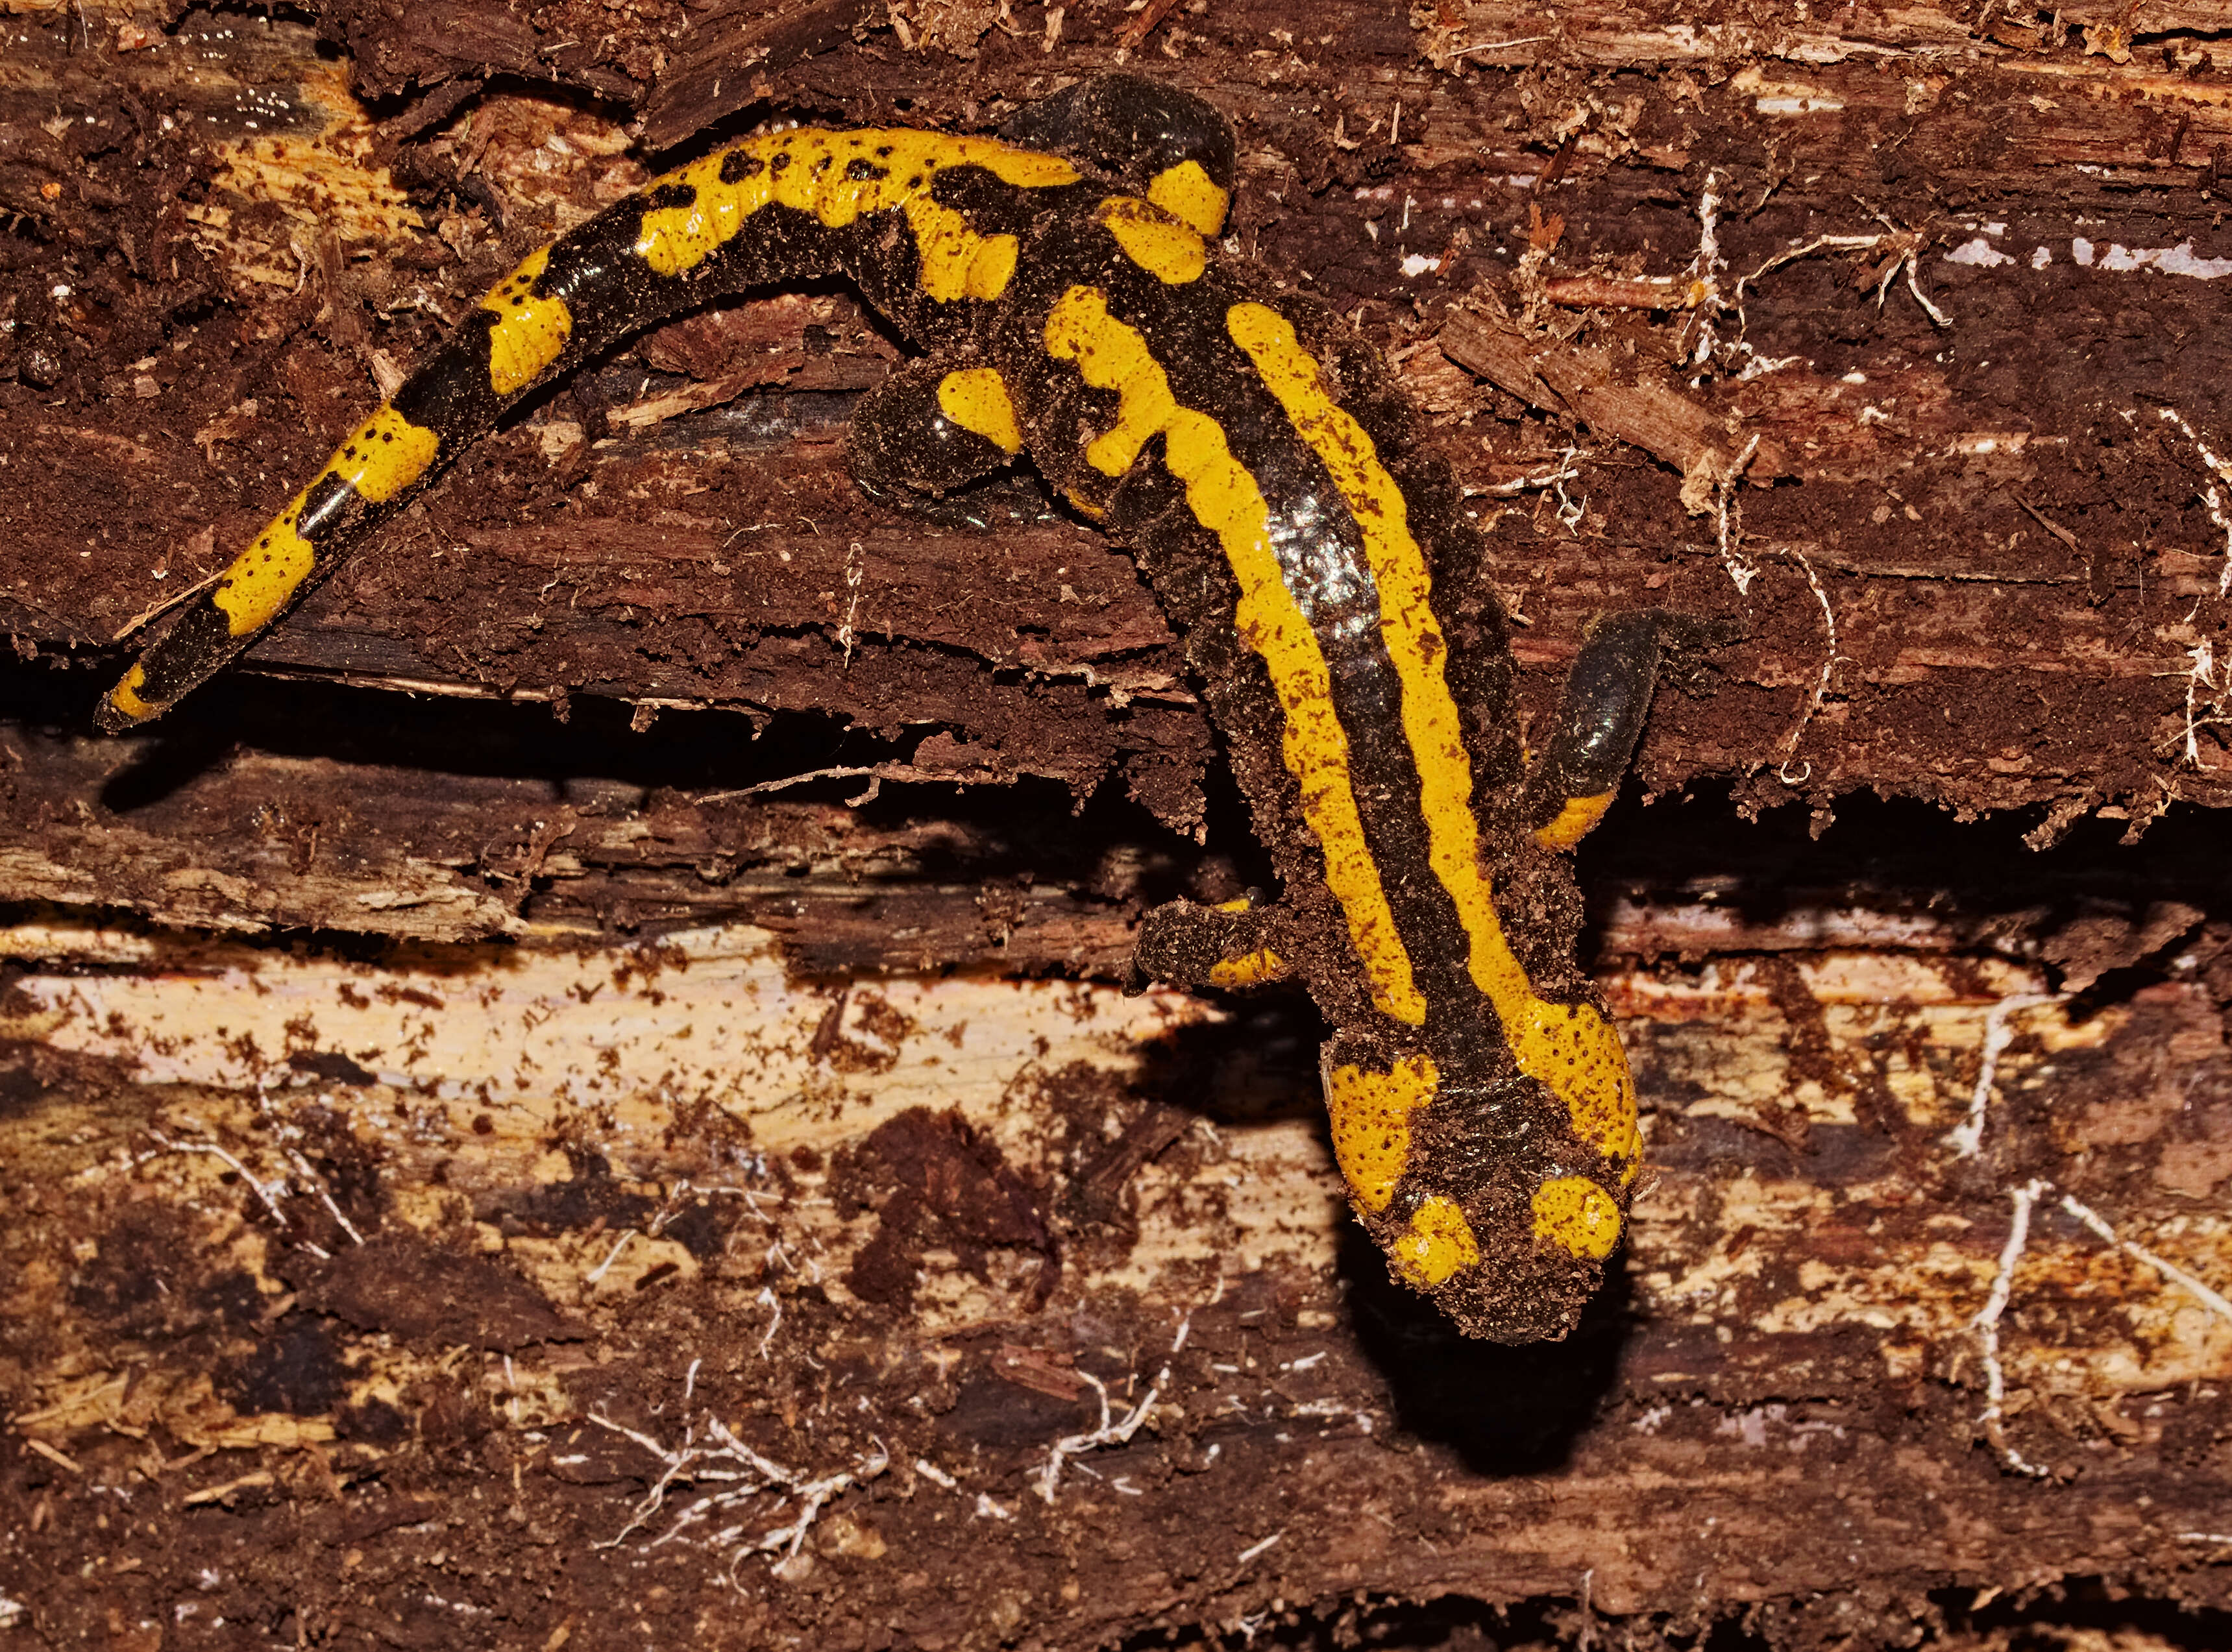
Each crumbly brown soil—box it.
[4,3,2232,1649]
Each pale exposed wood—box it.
[3,917,2226,1640]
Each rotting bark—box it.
[3,3,2231,1650]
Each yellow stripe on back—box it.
[1044,284,1425,1025]
[1226,300,1638,1168]
[634,131,1079,304]
[1225,304,1493,978]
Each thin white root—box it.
[1774,542,1839,785]
[1038,1367,1169,1503]
[1735,224,1950,330]
[589,1411,889,1581]
[1971,1178,2053,1477]
[1965,1178,2232,1479]
[2157,406,2232,597]
[2057,1195,2232,1326]
[141,1121,337,1260]
[1714,434,1763,595]
[1944,993,2065,1159]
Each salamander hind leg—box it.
[848,356,1027,523]
[1130,893,1299,995]
[1321,1030,1631,1344]
[997,76,1236,236]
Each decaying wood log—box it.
[3,1,2230,1648]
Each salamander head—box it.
[1321,1039,1636,1343]
[996,75,1235,237]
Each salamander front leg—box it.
[847,357,1025,517]
[1521,611,1734,850]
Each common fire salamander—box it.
[99,76,1691,1343]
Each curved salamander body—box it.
[99,77,1680,1342]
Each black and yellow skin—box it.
[97,77,1689,1344]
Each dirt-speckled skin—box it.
[98,77,1676,1342]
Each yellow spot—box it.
[1534,790,1615,851]
[962,230,1020,300]
[1323,1054,1438,1213]
[481,247,572,397]
[1097,195,1205,284]
[1208,946,1286,989]
[211,500,317,637]
[1226,300,1639,1167]
[106,664,153,723]
[1512,997,1640,1172]
[936,367,1022,454]
[1146,159,1230,237]
[1214,895,1254,914]
[1531,1175,1623,1259]
[633,132,1077,304]
[1045,285,1423,1023]
[1390,1195,1481,1286]
[321,405,440,504]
